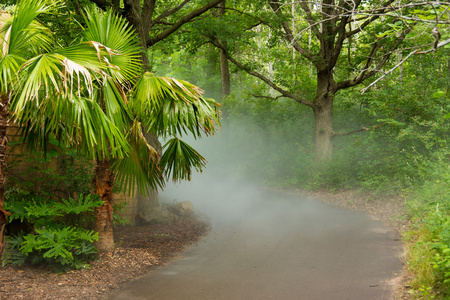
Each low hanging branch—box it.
[333,124,384,137]
[249,92,285,101]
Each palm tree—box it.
[0,0,132,259]
[0,1,220,255]
[15,6,220,252]
[81,8,221,252]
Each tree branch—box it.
[224,7,272,28]
[209,37,314,108]
[268,1,319,64]
[148,0,224,46]
[142,0,157,29]
[152,0,190,24]
[249,92,284,101]
[360,49,419,94]
[333,124,383,137]
[360,36,450,94]
[345,0,397,37]
[337,26,412,91]
[297,0,321,39]
[89,0,122,13]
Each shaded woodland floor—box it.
[0,217,209,300]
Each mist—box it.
[160,118,326,229]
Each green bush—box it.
[404,160,450,298]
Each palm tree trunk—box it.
[0,93,11,260]
[92,159,115,252]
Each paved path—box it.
[110,183,402,300]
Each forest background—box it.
[2,0,450,298]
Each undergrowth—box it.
[2,192,102,271]
[2,144,100,271]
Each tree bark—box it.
[220,48,230,98]
[313,70,337,162]
[0,93,10,261]
[92,159,115,252]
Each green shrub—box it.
[404,161,450,298]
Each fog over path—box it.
[110,175,403,300]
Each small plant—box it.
[112,200,129,226]
[418,285,435,299]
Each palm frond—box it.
[82,7,141,84]
[15,94,130,160]
[10,41,112,116]
[133,72,221,139]
[102,77,132,133]
[4,0,58,56]
[0,53,23,94]
[160,137,207,182]
[113,120,163,196]
[0,0,57,94]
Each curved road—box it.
[110,181,402,300]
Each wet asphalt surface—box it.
[110,181,403,300]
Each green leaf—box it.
[433,91,445,99]
[160,138,207,182]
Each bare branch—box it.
[268,1,319,64]
[337,25,413,91]
[148,0,224,46]
[250,92,285,101]
[297,1,321,39]
[359,49,418,94]
[333,124,383,137]
[153,0,190,23]
[361,36,450,94]
[209,37,314,108]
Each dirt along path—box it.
[110,183,403,300]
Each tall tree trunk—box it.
[218,1,230,98]
[313,70,336,162]
[0,93,10,261]
[219,49,230,98]
[92,159,115,252]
